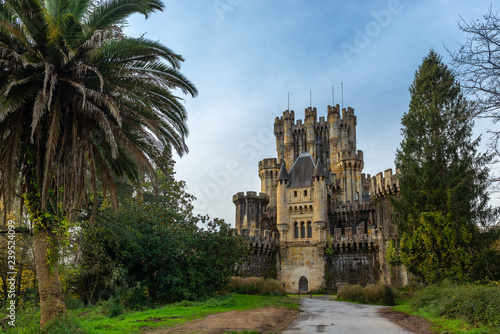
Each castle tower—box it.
[283,110,295,169]
[273,105,365,205]
[312,159,327,242]
[328,105,341,173]
[258,158,280,209]
[233,192,269,237]
[305,107,317,158]
[276,162,290,241]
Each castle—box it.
[233,104,408,292]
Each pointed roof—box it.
[313,158,326,178]
[288,152,315,187]
[277,161,289,181]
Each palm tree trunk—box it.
[33,227,66,326]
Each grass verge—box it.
[3,294,298,334]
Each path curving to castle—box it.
[281,297,414,334]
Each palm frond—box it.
[85,0,163,31]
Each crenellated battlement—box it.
[342,106,356,119]
[328,104,341,117]
[370,168,399,200]
[332,202,372,212]
[258,158,279,171]
[305,106,317,119]
[339,149,363,162]
[233,191,269,202]
[274,105,357,129]
[242,234,279,254]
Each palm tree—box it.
[0,0,197,325]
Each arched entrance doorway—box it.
[299,276,308,292]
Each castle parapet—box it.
[370,168,399,200]
[258,158,279,171]
[233,191,269,202]
[332,202,372,213]
[241,234,279,254]
[328,104,341,118]
[339,150,364,162]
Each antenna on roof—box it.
[332,85,334,105]
[341,82,344,109]
[310,89,312,108]
[288,92,290,111]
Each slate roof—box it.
[288,152,316,188]
[313,159,326,178]
[277,161,289,181]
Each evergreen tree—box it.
[394,50,494,283]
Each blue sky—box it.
[125,0,496,224]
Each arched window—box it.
[307,221,312,238]
[294,222,298,239]
[300,222,305,238]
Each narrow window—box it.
[307,222,312,238]
[294,222,298,239]
[294,191,298,197]
[304,190,307,196]
[300,222,305,238]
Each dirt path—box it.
[378,307,434,334]
[143,307,299,334]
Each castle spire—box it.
[277,161,289,182]
[313,158,326,178]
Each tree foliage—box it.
[75,169,249,306]
[394,50,497,283]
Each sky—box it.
[125,0,497,225]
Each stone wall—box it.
[324,251,380,292]
[278,241,325,293]
[370,168,409,287]
[238,235,278,279]
[239,252,277,278]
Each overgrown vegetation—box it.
[225,277,286,296]
[337,283,395,306]
[393,282,500,333]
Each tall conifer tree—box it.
[394,50,492,283]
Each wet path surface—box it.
[281,297,414,334]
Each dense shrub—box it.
[411,282,500,329]
[338,283,395,306]
[226,277,286,296]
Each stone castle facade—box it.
[233,104,407,292]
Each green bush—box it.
[102,297,123,318]
[338,283,395,306]
[65,296,85,310]
[225,277,286,296]
[411,282,500,330]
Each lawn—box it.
[6,294,299,334]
